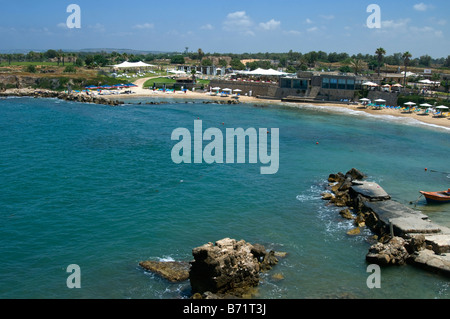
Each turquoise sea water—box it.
[0,96,449,299]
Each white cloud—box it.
[319,14,335,20]
[57,22,68,29]
[200,24,214,30]
[223,11,254,36]
[413,3,429,11]
[381,18,410,30]
[133,23,154,30]
[224,11,253,29]
[283,30,302,36]
[307,26,318,32]
[259,19,281,30]
[88,23,106,33]
[410,25,443,37]
[305,18,313,24]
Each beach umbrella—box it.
[392,83,403,87]
[404,102,416,106]
[359,98,370,101]
[211,87,221,91]
[233,89,242,92]
[419,103,432,108]
[436,105,449,110]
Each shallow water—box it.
[0,97,449,299]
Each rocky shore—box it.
[323,168,450,275]
[0,88,125,106]
[139,238,285,299]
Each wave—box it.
[281,102,450,133]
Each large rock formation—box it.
[189,238,278,298]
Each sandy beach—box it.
[101,77,450,130]
[2,82,449,130]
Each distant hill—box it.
[78,48,170,55]
[0,48,171,55]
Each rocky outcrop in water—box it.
[139,261,190,282]
[138,238,284,298]
[323,168,450,276]
[0,88,124,106]
[189,238,278,298]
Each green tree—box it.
[201,58,213,66]
[402,51,412,86]
[418,55,432,67]
[85,55,94,68]
[230,58,245,70]
[170,55,185,64]
[197,48,205,62]
[63,65,77,73]
[375,47,386,77]
[350,59,365,75]
[74,57,84,67]
[219,59,228,68]
[444,55,450,67]
[44,49,58,59]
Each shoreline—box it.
[1,87,449,130]
[107,87,450,130]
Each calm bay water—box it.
[0,96,449,299]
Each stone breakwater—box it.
[0,88,125,106]
[323,168,450,276]
[139,238,285,299]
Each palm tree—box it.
[191,69,197,85]
[198,48,204,62]
[350,59,366,75]
[375,47,386,78]
[402,51,412,87]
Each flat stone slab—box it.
[350,181,390,200]
[139,261,190,282]
[413,249,450,276]
[424,233,450,254]
[389,217,443,234]
[363,200,429,221]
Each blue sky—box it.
[1,0,449,57]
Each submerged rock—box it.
[139,260,190,282]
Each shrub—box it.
[63,65,77,73]
[26,65,37,73]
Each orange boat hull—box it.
[420,191,450,203]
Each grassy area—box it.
[143,77,176,88]
[0,61,61,67]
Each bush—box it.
[63,65,77,73]
[26,65,37,73]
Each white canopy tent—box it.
[248,68,289,76]
[113,61,156,68]
[362,81,379,86]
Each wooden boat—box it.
[420,189,450,203]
